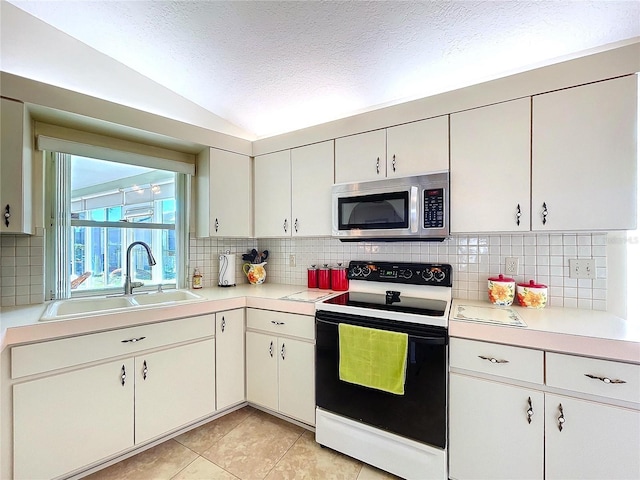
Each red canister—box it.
[318,264,331,289]
[307,265,318,288]
[331,263,349,291]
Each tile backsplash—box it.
[1,231,607,311]
[189,232,608,311]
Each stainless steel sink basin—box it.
[132,290,203,305]
[40,290,204,321]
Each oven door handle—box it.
[316,318,447,345]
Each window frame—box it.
[44,151,190,300]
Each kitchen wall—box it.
[0,230,609,310]
[189,232,608,311]
[0,228,46,307]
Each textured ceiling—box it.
[4,0,640,138]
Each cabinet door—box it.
[13,359,134,480]
[254,150,292,237]
[449,374,543,480]
[335,129,386,183]
[545,394,640,480]
[135,339,216,444]
[246,331,278,411]
[0,97,32,235]
[291,140,334,236]
[196,148,252,237]
[216,309,245,410]
[532,75,638,231]
[386,116,449,178]
[451,98,531,233]
[278,338,316,425]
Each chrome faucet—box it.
[124,241,157,295]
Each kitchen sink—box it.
[40,290,204,321]
[132,290,203,305]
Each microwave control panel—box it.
[423,188,445,229]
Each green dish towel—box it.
[338,323,408,395]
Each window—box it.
[46,153,188,299]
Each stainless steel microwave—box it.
[332,172,449,241]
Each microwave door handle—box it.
[410,186,419,233]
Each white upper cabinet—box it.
[196,147,252,237]
[1,97,33,235]
[451,98,531,233]
[254,150,292,237]
[255,142,335,237]
[291,140,334,236]
[335,129,386,183]
[386,116,449,178]
[532,75,638,231]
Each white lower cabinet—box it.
[215,309,246,410]
[545,394,640,480]
[449,374,544,480]
[449,338,640,480]
[11,315,216,480]
[13,359,135,480]
[245,309,315,425]
[134,339,216,444]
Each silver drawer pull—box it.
[557,403,565,432]
[270,320,285,325]
[121,336,146,343]
[585,374,627,384]
[479,355,509,364]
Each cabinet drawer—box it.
[546,352,640,404]
[246,309,314,340]
[450,338,544,384]
[11,314,216,379]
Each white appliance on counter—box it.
[218,251,236,287]
[315,260,453,480]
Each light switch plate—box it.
[569,258,596,279]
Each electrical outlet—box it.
[289,254,296,267]
[505,257,519,275]
[569,258,596,279]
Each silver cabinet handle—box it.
[270,320,285,325]
[3,204,10,228]
[269,341,273,358]
[215,218,219,232]
[121,336,146,344]
[294,218,299,233]
[585,374,626,384]
[516,204,522,226]
[542,202,548,225]
[557,403,565,432]
[283,218,288,233]
[221,316,226,333]
[526,397,534,424]
[376,157,380,174]
[121,365,126,386]
[392,154,396,172]
[143,360,148,380]
[281,343,286,360]
[478,355,509,364]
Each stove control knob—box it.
[432,268,446,282]
[421,269,434,282]
[361,266,372,277]
[350,266,361,277]
[400,269,413,279]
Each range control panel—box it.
[347,261,452,287]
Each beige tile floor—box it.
[84,407,401,480]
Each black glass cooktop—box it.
[323,291,447,317]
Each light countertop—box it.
[1,286,639,364]
[0,284,334,350]
[450,298,640,364]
